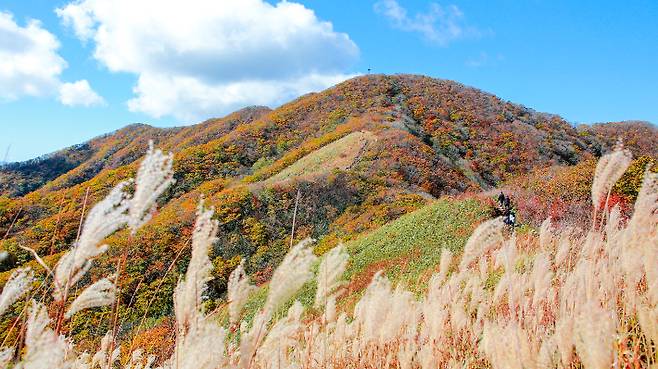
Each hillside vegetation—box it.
[261,130,375,185]
[0,136,655,368]
[0,74,656,364]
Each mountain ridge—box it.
[1,75,655,194]
[3,75,655,166]
[0,74,656,347]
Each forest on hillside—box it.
[0,75,657,368]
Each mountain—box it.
[0,106,270,197]
[0,74,656,347]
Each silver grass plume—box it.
[165,199,228,369]
[124,349,155,369]
[436,248,453,285]
[167,319,227,369]
[538,218,555,251]
[314,244,349,309]
[354,271,391,344]
[353,272,418,346]
[91,332,120,369]
[629,168,658,231]
[574,301,616,369]
[53,182,130,301]
[239,239,318,368]
[0,347,12,369]
[530,252,553,307]
[265,238,317,313]
[65,277,116,319]
[173,199,217,330]
[554,315,575,367]
[20,301,71,369]
[239,310,270,369]
[0,267,33,316]
[54,142,174,301]
[227,260,255,325]
[536,336,559,369]
[459,217,505,271]
[591,141,632,214]
[70,352,91,369]
[633,169,658,304]
[257,300,305,367]
[494,236,518,273]
[481,320,534,369]
[127,349,144,369]
[128,141,175,233]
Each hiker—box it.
[496,192,516,227]
[504,210,516,227]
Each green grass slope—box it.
[236,196,488,324]
[263,130,376,185]
[344,196,487,292]
[1,74,656,350]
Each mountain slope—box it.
[0,74,656,347]
[2,74,656,273]
[0,106,270,197]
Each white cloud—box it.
[59,79,106,107]
[374,0,482,45]
[0,11,65,100]
[128,72,353,121]
[57,0,360,121]
[0,11,104,106]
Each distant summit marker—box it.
[2,144,10,163]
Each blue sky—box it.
[0,0,656,162]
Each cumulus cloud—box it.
[59,79,106,107]
[0,11,104,106]
[0,11,65,100]
[127,72,350,121]
[374,0,483,45]
[57,0,360,121]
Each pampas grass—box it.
[591,141,632,223]
[0,267,33,316]
[0,142,175,367]
[22,301,71,368]
[459,217,505,271]
[264,238,317,314]
[227,260,255,325]
[53,181,130,301]
[0,348,12,369]
[64,277,116,319]
[0,140,656,369]
[92,332,121,369]
[128,141,175,233]
[165,201,227,369]
[314,244,348,309]
[173,200,217,328]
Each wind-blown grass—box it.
[0,143,656,369]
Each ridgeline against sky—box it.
[1,0,657,161]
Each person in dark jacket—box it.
[498,192,506,207]
[496,192,516,227]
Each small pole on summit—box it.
[3,144,10,163]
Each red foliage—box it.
[598,193,632,221]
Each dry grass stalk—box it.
[0,140,656,369]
